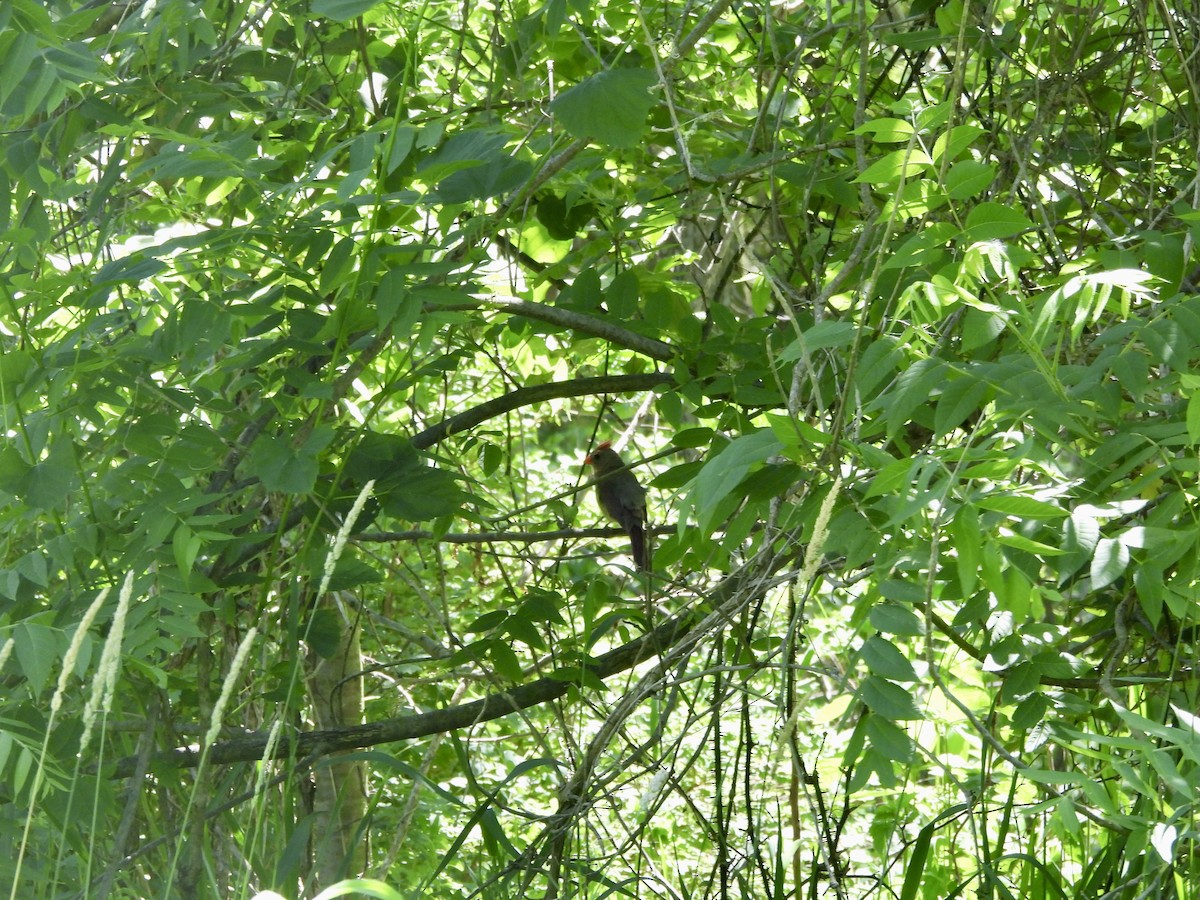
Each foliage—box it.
[2,0,1200,897]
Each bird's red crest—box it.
[585,440,613,465]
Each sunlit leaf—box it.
[859,676,922,720]
[869,603,924,636]
[854,118,916,142]
[549,69,658,148]
[976,496,1067,519]
[961,202,1033,241]
[855,148,933,184]
[932,124,985,162]
[940,159,998,200]
[679,430,782,534]
[1090,537,1129,590]
[861,635,918,682]
[311,0,385,21]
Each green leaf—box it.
[418,130,505,179]
[1066,507,1102,553]
[864,458,907,501]
[671,427,715,449]
[243,426,334,495]
[505,613,546,650]
[489,641,523,681]
[15,623,64,695]
[467,609,509,634]
[953,504,981,597]
[374,268,421,333]
[933,373,989,436]
[1012,694,1050,731]
[549,69,658,148]
[1022,767,1085,786]
[961,202,1033,242]
[995,532,1065,556]
[439,153,531,203]
[346,436,468,524]
[14,551,47,588]
[976,496,1067,518]
[883,358,945,439]
[326,557,383,592]
[883,28,942,51]
[878,580,925,604]
[0,33,40,111]
[536,194,596,240]
[853,118,915,142]
[854,148,933,184]
[384,126,417,175]
[900,817,935,900]
[883,223,958,270]
[172,522,201,579]
[859,676,923,720]
[319,236,357,295]
[311,0,385,21]
[377,463,467,522]
[869,603,924,636]
[854,336,905,398]
[305,607,343,658]
[866,715,914,761]
[0,348,33,391]
[1140,230,1185,294]
[932,124,985,163]
[0,440,76,511]
[1000,661,1043,702]
[1090,536,1129,590]
[1135,564,1165,626]
[518,589,565,625]
[778,320,857,361]
[548,664,607,691]
[606,269,639,317]
[0,446,30,500]
[680,430,782,534]
[944,160,996,199]
[419,130,533,202]
[767,414,830,461]
[861,635,917,682]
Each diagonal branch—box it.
[105,554,788,780]
[105,604,708,778]
[474,297,676,362]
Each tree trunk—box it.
[305,596,367,886]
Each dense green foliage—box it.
[2,0,1200,896]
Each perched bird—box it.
[585,441,651,571]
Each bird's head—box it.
[584,440,614,467]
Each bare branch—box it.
[412,372,672,449]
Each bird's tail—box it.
[630,522,652,572]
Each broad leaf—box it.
[549,69,658,148]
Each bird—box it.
[585,441,651,571]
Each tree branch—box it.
[475,296,675,362]
[411,372,672,449]
[357,524,675,544]
[105,604,707,778]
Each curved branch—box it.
[476,296,675,362]
[106,604,708,778]
[412,372,672,449]
[356,524,675,545]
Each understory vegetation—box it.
[2,0,1200,897]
